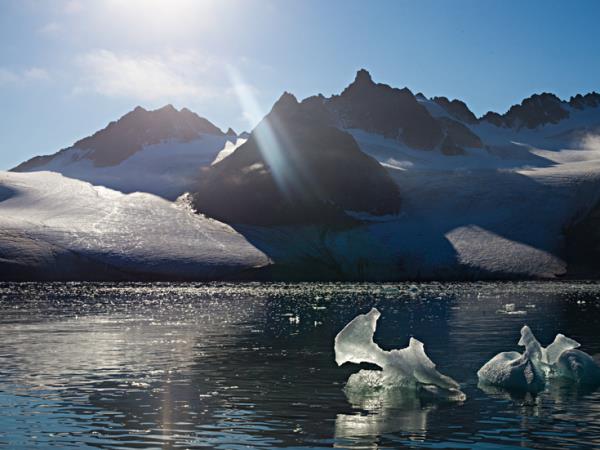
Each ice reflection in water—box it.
[335,388,432,444]
[1,282,600,448]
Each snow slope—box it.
[338,106,600,278]
[0,171,269,280]
[18,135,247,200]
[230,106,600,280]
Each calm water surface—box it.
[1,282,600,449]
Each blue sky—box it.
[1,0,600,169]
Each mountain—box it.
[480,93,569,128]
[305,69,483,156]
[191,92,401,225]
[189,69,600,279]
[432,97,478,124]
[12,105,244,199]
[6,69,600,280]
[326,69,444,149]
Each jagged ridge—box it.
[14,105,227,170]
[191,91,401,225]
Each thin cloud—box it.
[38,22,62,35]
[75,49,220,102]
[0,67,50,86]
[24,67,50,81]
[0,69,19,85]
[63,0,83,14]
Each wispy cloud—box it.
[24,67,50,81]
[0,67,50,86]
[0,69,19,85]
[74,49,221,102]
[38,21,62,35]
[63,0,83,14]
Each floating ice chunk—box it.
[544,334,580,366]
[517,325,544,360]
[478,325,600,392]
[555,349,600,384]
[335,308,385,367]
[335,308,465,400]
[477,350,546,393]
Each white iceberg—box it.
[334,308,465,400]
[478,325,600,392]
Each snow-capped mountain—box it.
[191,91,401,225]
[12,105,245,199]
[5,69,600,280]
[189,70,600,279]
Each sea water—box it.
[1,281,600,449]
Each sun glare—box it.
[104,0,217,35]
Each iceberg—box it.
[334,308,465,400]
[478,325,600,392]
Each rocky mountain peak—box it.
[433,96,478,124]
[569,92,600,110]
[157,104,177,113]
[482,92,570,129]
[329,70,442,149]
[271,91,299,113]
[192,80,401,225]
[13,105,229,170]
[354,68,373,85]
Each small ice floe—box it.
[288,315,300,324]
[497,303,527,315]
[334,308,465,401]
[478,325,600,392]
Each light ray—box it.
[226,65,292,197]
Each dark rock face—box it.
[565,204,600,277]
[311,70,484,154]
[192,93,401,226]
[481,93,570,129]
[439,117,483,149]
[14,105,225,170]
[433,96,478,124]
[440,136,465,156]
[480,111,505,127]
[326,69,444,149]
[569,92,600,110]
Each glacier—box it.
[342,103,600,279]
[334,308,466,400]
[478,325,600,392]
[0,171,269,280]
